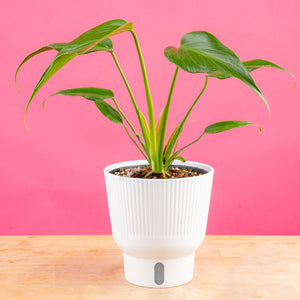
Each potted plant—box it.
[15,19,295,288]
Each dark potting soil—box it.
[111,165,206,179]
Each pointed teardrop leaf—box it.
[204,120,261,134]
[24,19,131,129]
[164,31,270,116]
[42,86,121,124]
[166,120,261,169]
[15,40,113,91]
[24,54,76,130]
[86,39,113,53]
[57,20,131,55]
[15,43,66,90]
[243,59,296,88]
[94,99,122,124]
[24,53,76,130]
[45,87,114,104]
[207,59,296,88]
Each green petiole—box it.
[130,30,158,172]
[112,98,149,161]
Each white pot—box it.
[104,160,214,288]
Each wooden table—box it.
[0,235,299,299]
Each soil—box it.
[112,165,204,179]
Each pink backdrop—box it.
[1,0,299,235]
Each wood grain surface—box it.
[0,235,299,299]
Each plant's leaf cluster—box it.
[16,20,295,175]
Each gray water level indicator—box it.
[154,262,164,285]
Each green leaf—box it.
[15,40,113,91]
[43,87,122,124]
[207,59,296,88]
[24,54,77,129]
[164,31,270,117]
[45,87,114,103]
[94,99,122,124]
[86,39,113,53]
[243,59,296,88]
[15,43,66,90]
[174,156,186,163]
[57,20,132,55]
[166,120,260,169]
[204,120,261,134]
[23,19,132,130]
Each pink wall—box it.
[1,0,299,235]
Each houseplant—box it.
[15,19,295,287]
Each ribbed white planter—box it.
[104,160,214,288]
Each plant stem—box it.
[171,138,179,157]
[111,51,148,155]
[112,98,148,160]
[166,132,205,168]
[122,123,149,161]
[130,30,157,170]
[174,132,205,158]
[166,67,179,114]
[164,76,209,169]
[182,76,208,125]
[145,170,153,178]
[111,52,139,113]
[112,94,145,149]
[156,67,179,169]
[112,97,137,136]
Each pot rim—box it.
[104,160,214,181]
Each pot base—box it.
[123,252,194,288]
